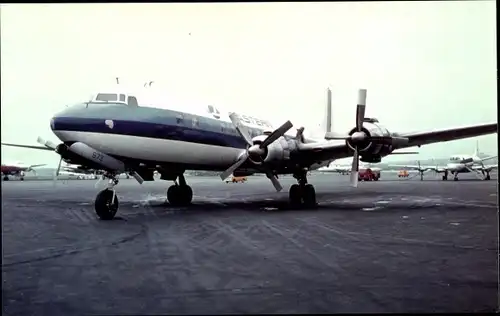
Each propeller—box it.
[324,89,411,187]
[220,113,293,191]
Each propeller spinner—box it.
[220,113,293,192]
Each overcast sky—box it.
[1,1,497,166]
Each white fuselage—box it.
[51,89,335,172]
[446,155,482,173]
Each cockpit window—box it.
[119,94,126,102]
[127,96,138,106]
[95,93,118,102]
[449,157,461,161]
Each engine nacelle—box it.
[248,135,296,165]
[57,142,126,172]
[360,155,382,163]
[347,122,393,157]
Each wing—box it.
[398,123,497,149]
[2,143,54,151]
[28,164,47,168]
[388,164,421,170]
[296,141,351,165]
[387,164,444,172]
[472,164,498,172]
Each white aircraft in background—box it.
[1,83,497,220]
[390,141,497,181]
[1,161,46,181]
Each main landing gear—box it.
[289,169,317,208]
[166,174,193,206]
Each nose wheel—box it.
[167,174,193,206]
[94,174,120,220]
[289,170,317,208]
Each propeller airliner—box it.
[2,85,497,220]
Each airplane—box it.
[1,161,46,181]
[1,84,497,220]
[389,141,497,181]
[318,163,352,175]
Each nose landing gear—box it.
[167,174,193,206]
[94,173,120,220]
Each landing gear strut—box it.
[167,174,193,206]
[442,170,448,181]
[289,169,317,208]
[94,172,119,220]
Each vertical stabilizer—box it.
[326,87,332,133]
[473,140,480,157]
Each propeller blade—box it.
[220,152,249,181]
[228,113,253,146]
[350,148,360,187]
[260,120,293,148]
[465,166,485,180]
[36,137,57,150]
[53,157,63,187]
[355,89,367,131]
[267,173,283,192]
[261,166,283,192]
[296,127,305,143]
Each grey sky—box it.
[1,2,497,166]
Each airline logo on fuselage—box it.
[232,113,273,129]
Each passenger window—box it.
[127,96,139,106]
[119,94,126,102]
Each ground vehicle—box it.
[226,176,247,183]
[398,170,409,178]
[358,168,380,181]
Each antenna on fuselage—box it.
[116,77,120,85]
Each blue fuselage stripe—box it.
[51,102,288,149]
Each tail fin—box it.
[473,140,480,157]
[326,87,332,133]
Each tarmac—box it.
[1,172,498,314]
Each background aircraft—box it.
[390,141,497,180]
[2,86,497,220]
[1,162,46,181]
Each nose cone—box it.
[50,103,88,141]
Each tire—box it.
[302,184,316,207]
[289,184,302,207]
[95,189,119,220]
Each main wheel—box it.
[95,189,119,220]
[3,176,9,181]
[302,184,316,207]
[20,177,24,181]
[442,175,447,180]
[289,184,302,207]
[485,174,491,180]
